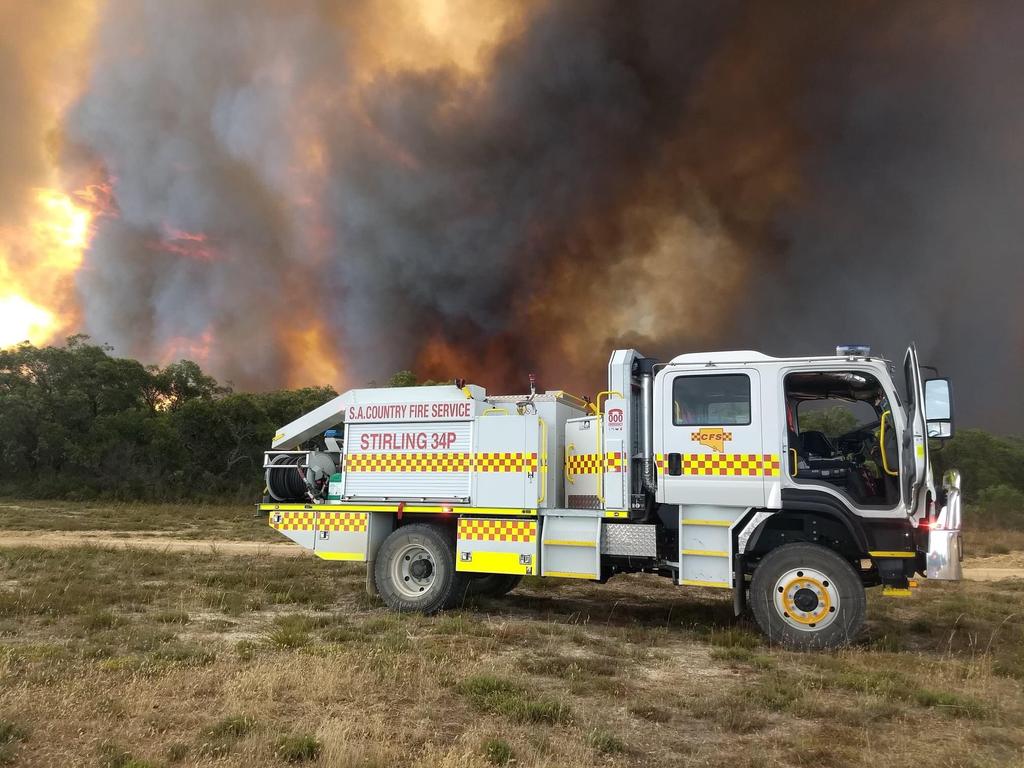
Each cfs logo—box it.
[607,408,624,429]
[691,427,732,453]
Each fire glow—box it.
[0,187,102,348]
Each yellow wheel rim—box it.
[774,567,840,631]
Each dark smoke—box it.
[58,0,1024,431]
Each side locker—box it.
[314,510,395,562]
[473,414,540,509]
[457,517,538,576]
[268,505,317,552]
[541,510,601,580]
[602,396,628,518]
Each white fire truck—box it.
[259,345,962,648]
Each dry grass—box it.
[0,508,1021,767]
[0,499,275,542]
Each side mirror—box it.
[924,378,954,439]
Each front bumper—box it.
[926,469,963,580]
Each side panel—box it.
[269,508,317,551]
[473,415,540,509]
[313,510,368,560]
[342,421,473,501]
[457,517,538,575]
[269,507,395,562]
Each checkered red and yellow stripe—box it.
[270,511,315,531]
[565,451,624,476]
[345,452,472,472]
[475,452,539,473]
[655,453,781,477]
[318,511,368,533]
[344,452,537,473]
[458,518,537,543]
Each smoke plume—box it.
[4,1,1023,432]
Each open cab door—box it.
[902,344,929,513]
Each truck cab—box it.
[643,344,961,645]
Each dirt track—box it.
[0,530,301,556]
[1,530,1021,581]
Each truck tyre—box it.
[750,543,865,650]
[374,524,468,614]
[466,574,522,598]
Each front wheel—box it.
[374,524,468,614]
[750,543,865,650]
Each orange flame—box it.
[282,323,343,389]
[0,185,108,349]
[155,228,217,261]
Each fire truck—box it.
[258,345,962,649]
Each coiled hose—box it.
[265,454,309,502]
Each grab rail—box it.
[537,417,548,505]
[879,410,899,477]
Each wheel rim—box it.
[390,543,437,598]
[773,567,841,631]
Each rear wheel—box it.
[750,542,865,650]
[374,524,468,614]
[466,574,522,597]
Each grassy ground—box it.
[0,500,276,542]
[0,538,1022,768]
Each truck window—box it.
[672,375,751,426]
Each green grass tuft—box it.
[0,721,25,766]
[457,674,572,725]
[207,715,257,739]
[482,737,514,766]
[97,742,158,768]
[152,610,190,625]
[274,733,322,763]
[586,728,626,754]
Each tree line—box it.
[0,339,1022,515]
[0,338,341,501]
